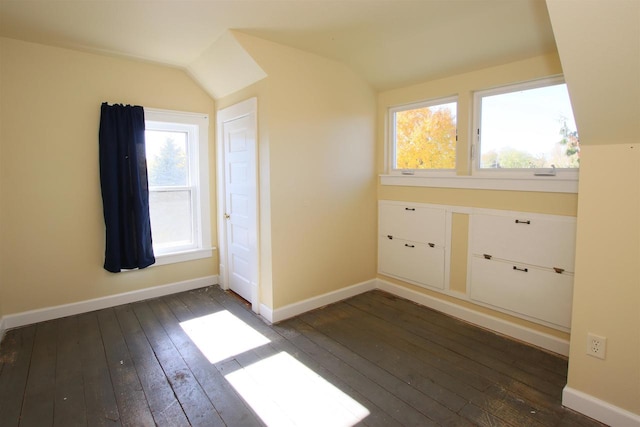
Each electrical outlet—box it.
[587,333,607,359]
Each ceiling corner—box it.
[187,30,267,100]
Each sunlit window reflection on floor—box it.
[225,351,370,426]
[179,310,270,364]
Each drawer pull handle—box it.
[404,244,415,248]
[405,207,416,211]
[428,243,435,248]
[553,267,565,274]
[515,219,531,224]
[483,254,492,260]
[387,235,393,240]
[513,266,529,272]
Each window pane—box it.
[146,130,189,186]
[149,190,193,249]
[479,84,579,169]
[394,102,456,170]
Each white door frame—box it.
[216,97,260,313]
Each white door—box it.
[218,99,258,309]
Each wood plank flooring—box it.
[0,286,605,426]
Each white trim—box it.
[258,303,274,323]
[387,95,458,176]
[219,263,228,290]
[380,174,578,193]
[217,97,258,122]
[0,276,218,332]
[152,247,215,267]
[377,199,474,214]
[0,316,6,345]
[375,278,570,356]
[563,386,640,427]
[145,108,208,121]
[471,76,579,176]
[217,97,260,313]
[265,279,378,324]
[144,108,212,264]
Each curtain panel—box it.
[99,103,155,272]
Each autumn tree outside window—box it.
[389,96,458,174]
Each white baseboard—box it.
[2,274,565,356]
[257,277,568,355]
[258,303,274,323]
[266,279,378,323]
[376,278,570,356]
[0,275,218,336]
[563,386,640,426]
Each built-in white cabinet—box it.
[378,202,446,290]
[377,201,577,332]
[469,212,576,330]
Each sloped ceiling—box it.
[546,0,640,146]
[187,31,267,100]
[0,0,557,95]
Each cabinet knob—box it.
[515,219,531,224]
[405,207,416,211]
[513,266,529,273]
[428,243,435,248]
[404,244,415,248]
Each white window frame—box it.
[471,76,579,181]
[145,108,213,266]
[387,96,458,177]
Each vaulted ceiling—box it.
[0,0,557,92]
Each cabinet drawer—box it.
[379,204,446,245]
[470,213,576,271]
[379,236,445,289]
[469,256,573,329]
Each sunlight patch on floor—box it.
[225,351,370,427]
[179,310,270,364]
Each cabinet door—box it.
[379,204,446,246]
[379,236,445,289]
[470,213,576,272]
[469,256,573,329]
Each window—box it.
[389,96,457,174]
[145,109,212,265]
[382,76,579,192]
[473,77,579,176]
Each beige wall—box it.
[228,33,378,309]
[0,32,378,317]
[0,38,217,315]
[377,52,577,340]
[546,0,640,415]
[569,144,640,413]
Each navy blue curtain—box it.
[99,103,155,272]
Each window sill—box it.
[380,174,578,193]
[153,247,216,267]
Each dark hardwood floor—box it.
[0,286,605,426]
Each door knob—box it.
[224,213,230,219]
